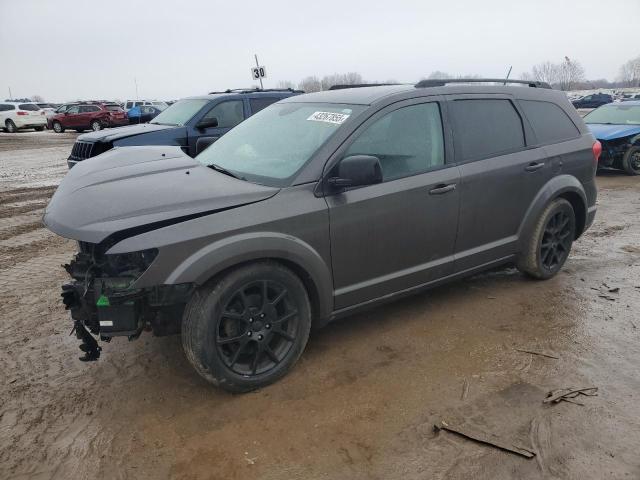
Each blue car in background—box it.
[584,101,640,175]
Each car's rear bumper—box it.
[13,116,47,128]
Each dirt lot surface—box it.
[1,131,639,479]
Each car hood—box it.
[77,122,176,142]
[43,146,279,244]
[587,123,640,141]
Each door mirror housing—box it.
[328,155,383,190]
[196,117,218,129]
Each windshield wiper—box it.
[208,163,246,181]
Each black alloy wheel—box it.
[216,280,300,376]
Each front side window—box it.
[126,102,133,109]
[201,100,245,129]
[450,99,525,162]
[196,102,366,186]
[67,106,80,114]
[343,103,444,181]
[150,99,209,126]
[520,100,579,144]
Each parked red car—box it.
[48,103,128,133]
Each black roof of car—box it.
[281,80,558,106]
[184,88,303,102]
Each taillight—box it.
[592,140,602,165]
[16,111,28,116]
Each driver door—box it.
[187,99,246,156]
[325,99,460,309]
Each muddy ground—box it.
[1,131,639,480]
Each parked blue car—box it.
[584,101,640,175]
[67,89,302,168]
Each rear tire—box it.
[622,146,640,176]
[517,198,575,280]
[90,120,102,131]
[182,261,311,393]
[52,121,64,133]
[5,120,17,133]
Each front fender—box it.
[517,175,588,250]
[163,232,334,322]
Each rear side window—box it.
[80,105,100,113]
[105,105,123,112]
[19,103,39,111]
[0,104,15,111]
[450,99,525,162]
[520,100,579,144]
[249,97,280,115]
[126,102,133,109]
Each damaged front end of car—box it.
[61,241,192,361]
[598,136,634,169]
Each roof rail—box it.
[208,88,304,94]
[415,78,551,89]
[329,83,401,90]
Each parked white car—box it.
[0,102,47,132]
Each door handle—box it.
[525,162,545,172]
[429,183,456,195]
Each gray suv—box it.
[45,79,598,392]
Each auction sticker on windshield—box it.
[307,111,350,124]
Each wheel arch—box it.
[518,175,588,248]
[160,232,334,326]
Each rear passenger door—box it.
[447,96,552,271]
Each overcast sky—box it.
[1,0,638,102]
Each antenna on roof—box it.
[503,66,513,85]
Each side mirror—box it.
[196,117,218,129]
[328,155,383,189]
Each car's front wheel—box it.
[5,120,17,133]
[517,198,576,280]
[52,121,64,133]
[90,120,102,132]
[182,261,311,393]
[622,146,640,176]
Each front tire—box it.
[517,199,575,280]
[622,146,640,176]
[182,261,311,393]
[5,120,17,133]
[52,121,64,133]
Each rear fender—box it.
[517,175,588,249]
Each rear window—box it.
[249,97,280,115]
[105,105,123,112]
[520,100,579,144]
[449,99,525,162]
[18,103,39,111]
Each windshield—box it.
[584,104,640,125]
[196,103,366,186]
[150,99,209,126]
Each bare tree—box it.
[618,56,640,87]
[30,94,44,102]
[276,80,296,90]
[557,57,585,91]
[320,72,364,90]
[426,71,451,80]
[298,76,322,93]
[531,61,559,85]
